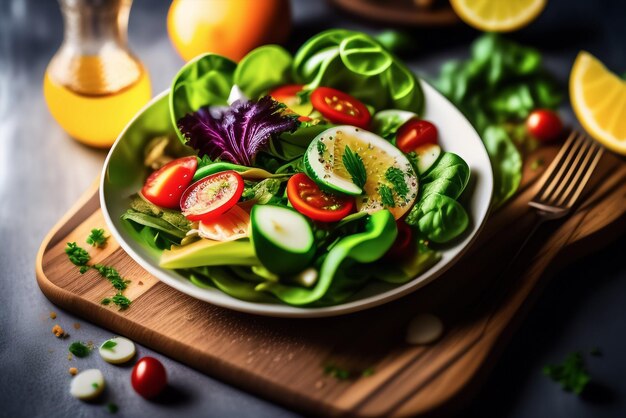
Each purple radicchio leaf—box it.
[178,96,299,166]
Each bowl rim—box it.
[100,82,493,318]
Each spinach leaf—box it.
[233,45,293,99]
[293,29,424,113]
[436,33,562,207]
[170,54,237,142]
[371,109,417,140]
[483,126,523,208]
[241,178,285,204]
[419,152,470,200]
[409,193,469,243]
[121,210,188,240]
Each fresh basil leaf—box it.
[410,193,469,243]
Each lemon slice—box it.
[570,51,626,155]
[450,0,546,32]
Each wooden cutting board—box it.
[36,145,626,417]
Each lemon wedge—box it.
[570,51,626,155]
[450,0,546,32]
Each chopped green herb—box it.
[110,293,132,310]
[361,367,375,377]
[101,340,118,351]
[106,402,118,414]
[379,184,395,207]
[101,298,111,305]
[342,145,367,189]
[385,167,408,198]
[79,265,90,274]
[317,140,327,156]
[68,341,91,358]
[543,352,590,395]
[65,242,90,266]
[530,158,544,171]
[86,228,108,248]
[324,364,351,380]
[92,382,99,389]
[93,264,130,291]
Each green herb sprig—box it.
[342,146,367,189]
[379,184,395,208]
[102,293,132,310]
[543,352,591,395]
[385,167,408,198]
[86,228,108,248]
[101,340,118,351]
[65,242,91,266]
[93,264,130,291]
[68,341,91,358]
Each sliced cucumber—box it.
[414,144,442,175]
[250,205,315,275]
[304,125,419,219]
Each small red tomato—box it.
[395,119,438,153]
[141,156,197,209]
[287,173,354,222]
[310,87,371,128]
[131,357,167,399]
[384,220,414,261]
[526,109,563,142]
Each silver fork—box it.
[508,131,604,265]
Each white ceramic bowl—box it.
[101,81,493,317]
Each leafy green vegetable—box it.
[409,193,469,243]
[233,45,293,99]
[342,145,367,189]
[405,152,470,243]
[122,200,190,242]
[178,96,298,166]
[543,352,591,395]
[241,178,284,204]
[170,54,237,142]
[68,341,91,358]
[371,109,417,140]
[483,126,523,208]
[418,152,470,200]
[65,242,90,266]
[256,210,397,305]
[293,29,424,113]
[101,340,118,351]
[267,124,328,162]
[86,228,108,248]
[437,33,562,206]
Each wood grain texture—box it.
[36,146,626,417]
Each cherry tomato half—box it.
[384,220,414,261]
[395,119,438,153]
[269,84,313,121]
[287,173,354,222]
[141,156,197,209]
[131,357,167,399]
[180,170,244,222]
[310,87,371,128]
[270,84,304,105]
[526,109,563,142]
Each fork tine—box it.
[560,142,604,209]
[533,132,583,202]
[547,137,594,206]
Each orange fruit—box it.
[167,0,291,62]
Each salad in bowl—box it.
[101,29,492,316]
